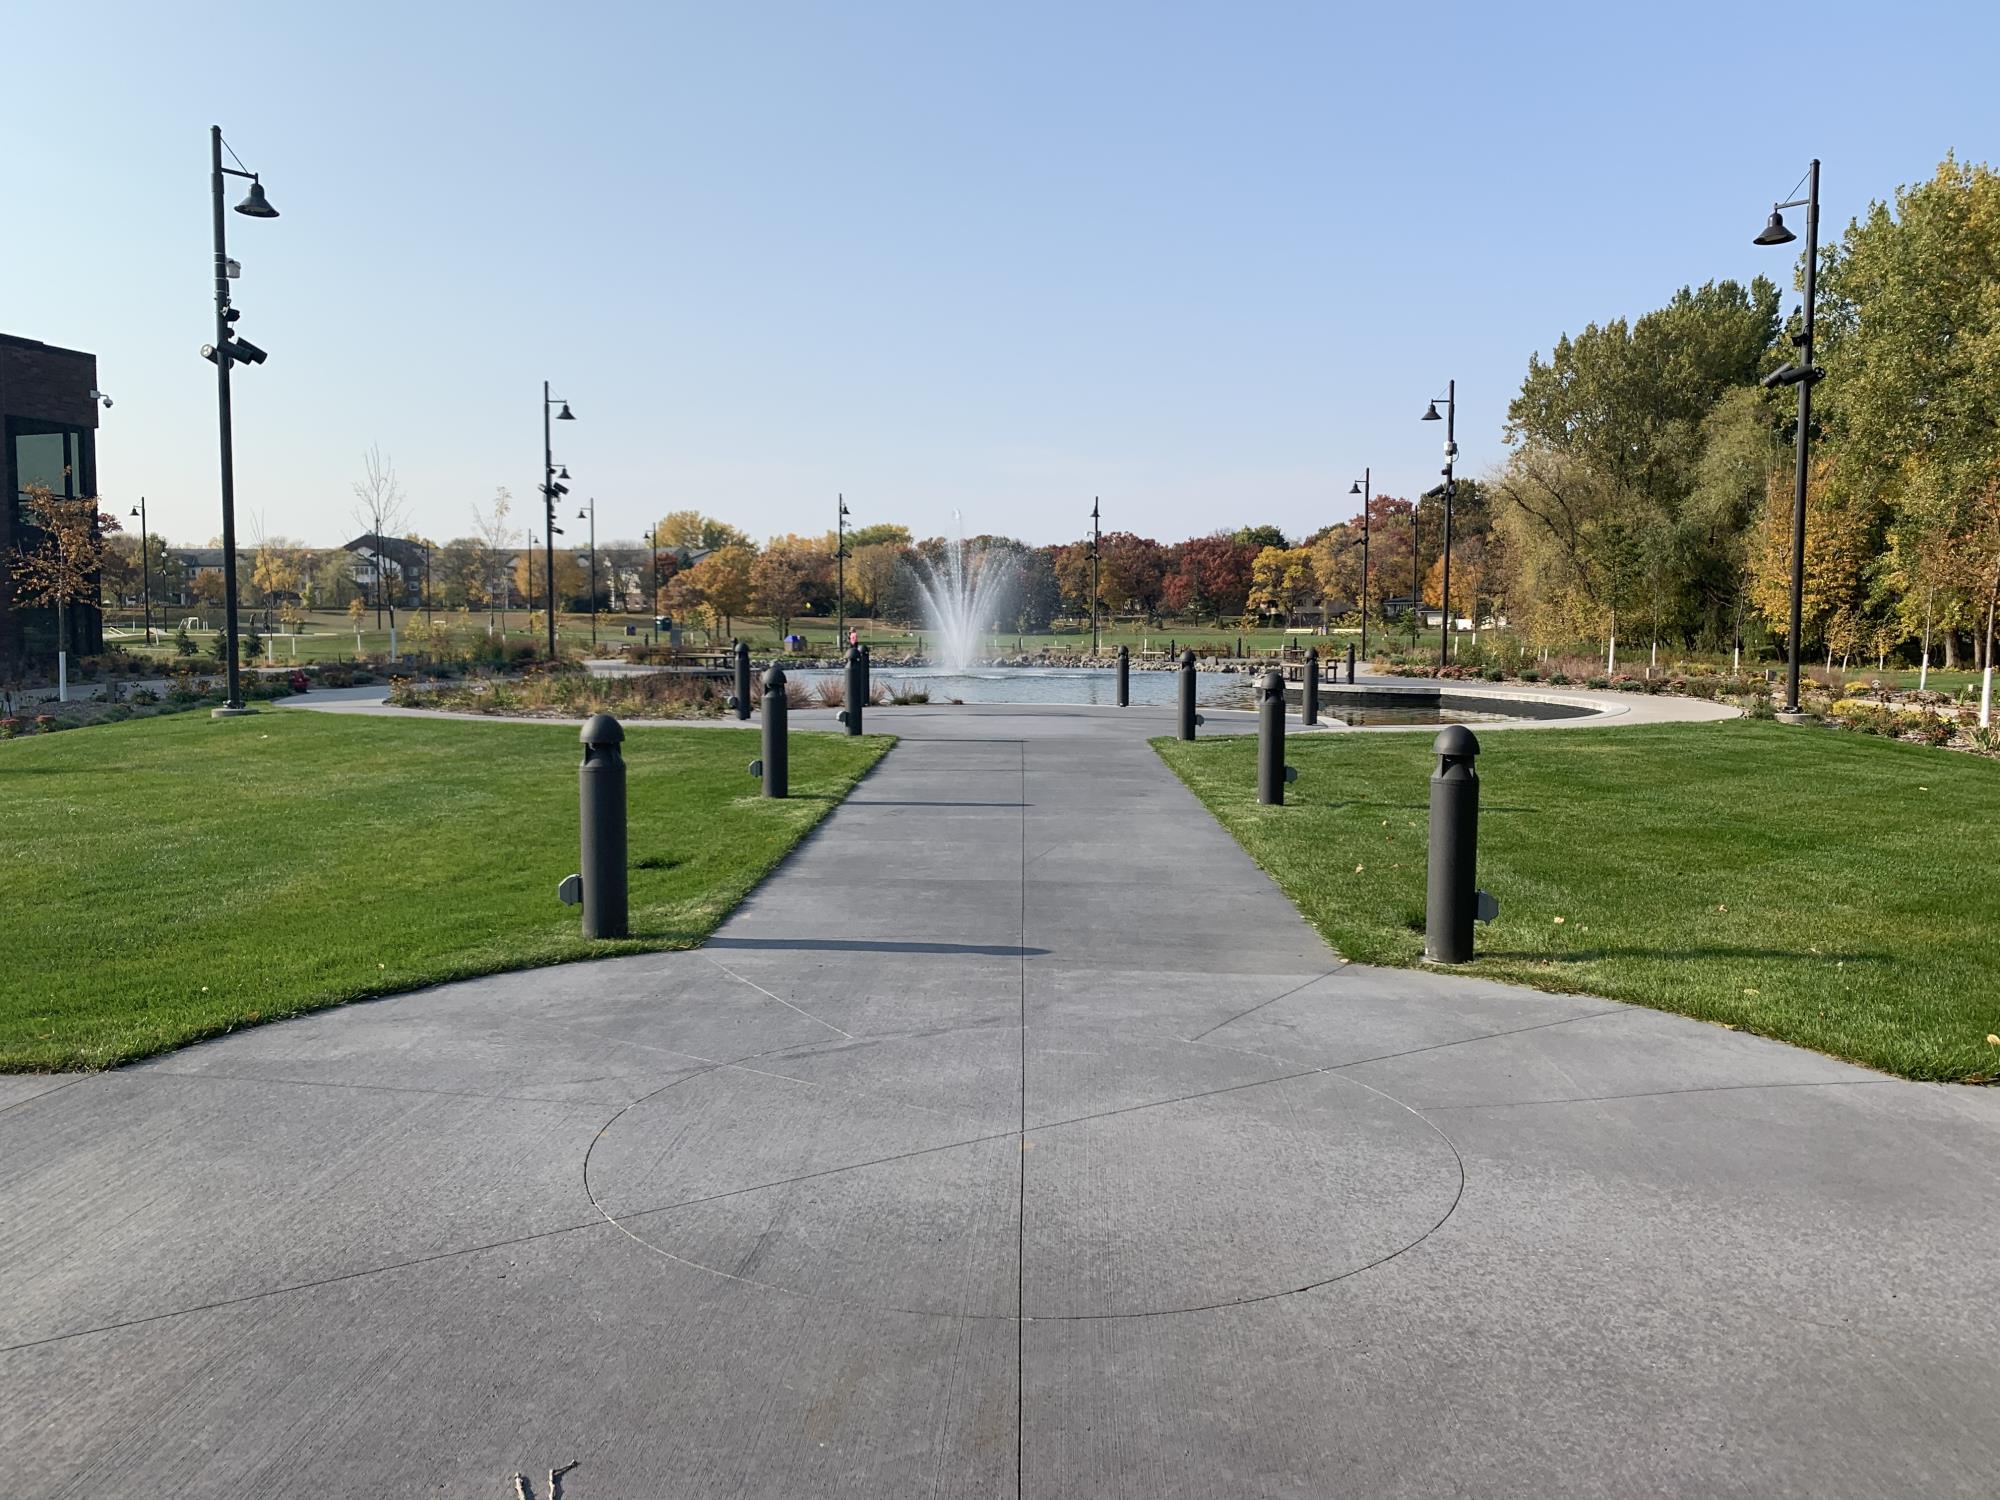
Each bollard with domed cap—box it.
[578,713,629,938]
[1177,650,1202,740]
[757,664,789,798]
[1425,725,1481,962]
[1116,645,1130,707]
[732,641,752,721]
[1301,646,1319,726]
[840,646,864,735]
[1256,669,1293,804]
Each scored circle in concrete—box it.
[585,1025,1461,1320]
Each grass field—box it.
[0,712,890,1071]
[1156,720,2000,1082]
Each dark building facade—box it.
[2,332,103,664]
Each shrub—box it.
[814,678,846,709]
[1547,671,1571,686]
[33,715,59,733]
[174,627,196,656]
[210,632,232,665]
[241,628,264,661]
[1481,666,1504,682]
[0,717,20,739]
[1586,675,1609,690]
[130,687,160,706]
[1519,669,1541,683]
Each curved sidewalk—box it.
[3,703,1993,1497]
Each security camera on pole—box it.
[541,383,576,660]
[202,126,279,718]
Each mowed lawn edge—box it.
[1154,720,2000,1082]
[0,712,893,1072]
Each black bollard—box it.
[1116,645,1130,707]
[733,641,752,721]
[1177,649,1198,740]
[859,643,871,704]
[1257,670,1287,804]
[579,713,629,938]
[760,664,789,798]
[1425,726,1480,962]
[1346,642,1357,685]
[841,646,864,736]
[1302,647,1319,726]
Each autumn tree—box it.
[10,484,117,685]
[1246,546,1317,620]
[656,510,753,553]
[680,545,756,636]
[849,542,906,617]
[1162,534,1256,622]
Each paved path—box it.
[5,704,1996,1497]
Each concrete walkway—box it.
[4,704,1996,1497]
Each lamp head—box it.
[1349,481,1362,496]
[130,505,141,517]
[1421,401,1442,422]
[233,178,279,218]
[1754,209,1796,247]
[557,466,569,480]
[556,402,575,421]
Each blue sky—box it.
[4,0,1992,548]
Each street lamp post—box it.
[577,497,598,645]
[1089,497,1102,653]
[648,523,661,640]
[836,494,851,648]
[1420,381,1458,669]
[541,382,576,659]
[1409,492,1422,651]
[1753,159,1824,718]
[421,538,432,627]
[128,496,151,645]
[1347,468,1370,662]
[204,126,278,714]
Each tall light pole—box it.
[204,126,278,714]
[1409,492,1422,651]
[648,522,661,638]
[1347,468,1370,662]
[1420,380,1457,669]
[836,494,851,647]
[128,497,151,645]
[421,537,432,627]
[541,382,576,659]
[1089,497,1102,653]
[1754,159,1824,718]
[577,496,598,645]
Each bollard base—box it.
[210,706,257,719]
[1774,709,1810,725]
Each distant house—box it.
[343,533,426,607]
[166,547,249,608]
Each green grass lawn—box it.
[1156,720,2000,1082]
[0,712,890,1071]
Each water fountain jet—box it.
[913,518,1012,672]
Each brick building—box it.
[2,331,104,664]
